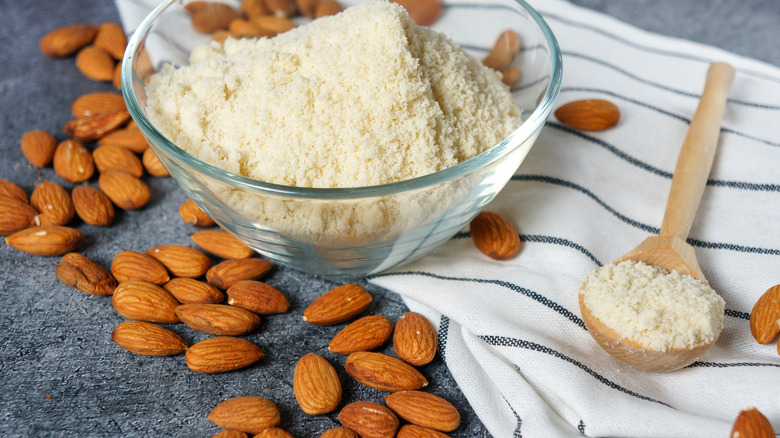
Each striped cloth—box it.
[370,1,780,436]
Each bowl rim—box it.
[122,0,562,200]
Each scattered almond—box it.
[329,315,393,355]
[212,431,249,438]
[469,211,521,260]
[344,351,428,392]
[252,15,295,33]
[64,109,129,142]
[39,24,98,57]
[175,304,261,336]
[71,92,127,117]
[93,144,144,178]
[391,0,440,26]
[56,252,117,296]
[142,147,169,177]
[112,280,180,323]
[501,66,521,88]
[192,230,254,259]
[393,312,437,366]
[226,280,289,315]
[75,45,115,81]
[0,197,38,235]
[254,429,294,438]
[179,199,216,227]
[145,245,212,278]
[20,130,57,167]
[30,180,74,226]
[206,258,274,289]
[314,0,343,18]
[749,284,780,344]
[183,1,213,14]
[208,395,280,433]
[98,125,149,153]
[228,18,268,38]
[53,139,95,183]
[111,320,188,356]
[385,391,459,432]
[303,284,372,326]
[98,169,151,210]
[111,250,171,284]
[396,424,451,438]
[164,278,224,304]
[112,62,122,89]
[94,22,127,60]
[241,0,268,19]
[554,99,621,131]
[482,30,521,71]
[730,407,775,438]
[294,353,342,415]
[295,0,319,19]
[191,3,240,33]
[5,225,83,256]
[186,336,264,373]
[338,401,399,438]
[319,427,359,438]
[264,0,297,18]
[0,179,29,204]
[71,185,115,226]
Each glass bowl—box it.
[122,0,562,278]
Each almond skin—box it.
[111,320,188,356]
[75,45,115,82]
[112,280,180,323]
[293,353,342,415]
[145,245,212,278]
[21,130,57,167]
[554,99,621,131]
[393,312,437,366]
[179,199,216,227]
[385,391,460,432]
[98,170,151,210]
[72,92,127,118]
[0,179,29,203]
[53,139,95,184]
[749,284,780,344]
[329,315,393,355]
[251,16,295,33]
[39,24,98,57]
[338,401,399,438]
[264,0,297,18]
[31,180,75,226]
[64,109,129,142]
[319,427,360,438]
[0,197,37,235]
[314,0,342,17]
[391,0,440,26]
[482,30,522,71]
[208,395,280,433]
[254,429,294,438]
[469,211,521,260]
[93,144,144,178]
[303,284,372,326]
[94,22,127,60]
[730,407,776,438]
[344,352,428,392]
[6,226,83,256]
[142,147,169,177]
[242,0,268,18]
[501,66,521,88]
[212,431,249,438]
[111,250,170,284]
[206,258,274,289]
[396,425,451,438]
[98,125,149,153]
[164,278,224,304]
[186,336,264,373]
[226,280,290,315]
[175,304,261,336]
[294,0,318,19]
[191,3,240,33]
[192,230,254,259]
[71,185,115,226]
[56,252,117,296]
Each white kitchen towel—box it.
[116,0,780,436]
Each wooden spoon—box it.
[579,62,735,372]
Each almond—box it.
[71,185,115,226]
[319,427,359,438]
[111,250,170,284]
[94,22,127,60]
[175,304,261,336]
[64,109,129,142]
[730,407,775,438]
[142,147,169,177]
[75,45,115,81]
[295,0,318,19]
[208,395,279,433]
[212,431,249,438]
[191,3,240,33]
[56,252,117,296]
[192,230,254,259]
[251,16,295,33]
[469,211,521,260]
[20,130,57,167]
[5,226,83,256]
[212,30,232,44]
[164,278,224,304]
[241,0,268,19]
[98,169,151,210]
[206,258,274,289]
[228,18,269,39]
[749,284,780,344]
[111,320,188,356]
[263,0,297,17]
[396,424,451,438]
[329,315,393,355]
[53,139,95,184]
[338,401,399,438]
[179,199,216,227]
[344,352,428,392]
[93,145,144,177]
[554,99,620,131]
[72,92,127,118]
[112,62,122,89]
[303,284,372,326]
[482,30,522,71]
[391,0,440,26]
[145,245,212,278]
[314,0,342,18]
[254,429,293,438]
[186,336,264,373]
[501,66,521,88]
[385,391,459,432]
[183,1,213,14]
[30,180,74,226]
[0,179,29,204]
[98,125,149,153]
[112,280,180,323]
[0,197,37,235]
[39,24,98,57]
[293,353,342,415]
[226,280,289,315]
[393,312,437,366]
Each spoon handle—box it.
[659,62,735,240]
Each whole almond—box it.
[5,226,83,256]
[554,99,621,131]
[145,245,212,278]
[226,280,289,314]
[255,429,294,438]
[21,130,57,167]
[469,211,521,260]
[99,169,151,210]
[393,312,437,366]
[730,407,775,438]
[252,16,295,33]
[391,0,440,26]
[501,66,521,88]
[53,139,95,184]
[179,199,216,227]
[31,180,74,226]
[0,197,37,235]
[263,0,297,17]
[314,0,342,18]
[208,395,280,433]
[241,0,268,18]
[56,252,117,296]
[94,22,127,60]
[112,280,180,323]
[187,336,264,373]
[142,147,169,177]
[482,30,522,71]
[111,250,170,284]
[112,320,188,356]
[228,18,268,39]
[303,284,372,326]
[75,45,115,82]
[338,401,399,438]
[191,3,240,33]
[329,315,393,355]
[192,230,254,259]
[344,352,428,392]
[206,258,274,289]
[750,284,780,344]
[295,0,318,18]
[396,425,451,438]
[212,431,249,438]
[39,24,98,57]
[175,304,261,336]
[112,63,122,89]
[320,427,359,438]
[293,353,342,415]
[0,179,29,204]
[183,1,212,14]
[71,185,115,226]
[164,278,224,304]
[64,109,129,142]
[93,144,144,177]
[98,125,149,153]
[72,92,127,117]
[385,391,460,432]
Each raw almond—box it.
[94,22,127,60]
[749,284,780,344]
[112,280,180,323]
[56,252,117,296]
[241,0,268,19]
[208,395,280,433]
[303,284,372,326]
[53,139,95,184]
[20,130,57,167]
[252,15,295,33]
[338,401,399,438]
[64,109,129,142]
[482,30,521,71]
[5,226,83,256]
[71,185,115,226]
[0,197,37,235]
[396,424,451,438]
[187,336,264,373]
[39,24,98,57]
[175,303,261,336]
[191,3,240,33]
[192,230,254,259]
[75,45,115,81]
[226,280,289,315]
[314,0,342,18]
[111,250,170,284]
[142,147,169,177]
[730,407,775,438]
[93,145,144,177]
[554,99,620,131]
[293,353,342,415]
[72,92,126,117]
[212,431,249,438]
[469,211,521,260]
[179,199,216,227]
[255,429,293,438]
[295,0,318,19]
[385,391,459,432]
[344,351,428,392]
[501,66,521,88]
[206,258,274,289]
[145,245,212,278]
[320,427,359,438]
[98,125,149,153]
[391,0,440,26]
[98,169,151,210]
[228,18,269,39]
[164,278,224,304]
[264,0,297,17]
[183,1,213,14]
[329,315,393,355]
[112,62,122,89]
[0,179,29,203]
[111,320,188,356]
[393,312,437,366]
[31,180,74,226]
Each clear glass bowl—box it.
[122,0,562,278]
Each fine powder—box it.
[581,260,725,351]
[144,0,523,188]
